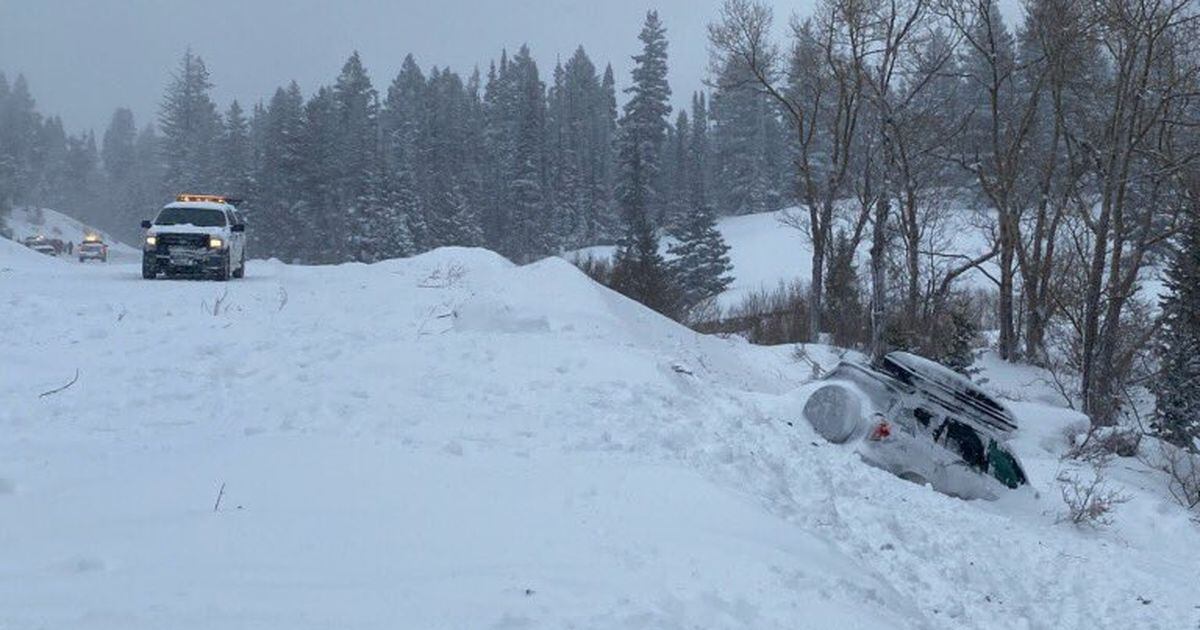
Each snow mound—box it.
[0,234,63,271]
[1,247,1197,630]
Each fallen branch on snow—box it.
[38,369,80,398]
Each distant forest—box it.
[0,14,790,266]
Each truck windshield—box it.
[155,208,226,227]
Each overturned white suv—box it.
[141,194,247,280]
[797,351,1028,500]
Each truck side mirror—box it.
[231,223,245,233]
[140,220,152,229]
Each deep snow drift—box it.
[1,241,1197,629]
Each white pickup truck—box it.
[141,194,247,280]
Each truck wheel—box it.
[142,257,157,279]
[215,254,230,281]
[232,252,245,278]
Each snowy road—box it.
[1,241,1197,629]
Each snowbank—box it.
[1,245,1196,630]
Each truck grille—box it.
[156,233,208,252]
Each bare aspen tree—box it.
[710,0,865,342]
[1071,0,1200,425]
[939,0,1048,362]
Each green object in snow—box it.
[987,440,1027,489]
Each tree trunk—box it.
[997,209,1017,360]
[809,234,824,343]
[870,195,889,360]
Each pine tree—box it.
[131,124,164,235]
[220,101,253,197]
[823,230,865,348]
[611,11,678,316]
[687,92,712,214]
[710,57,785,215]
[34,116,69,210]
[547,46,609,248]
[667,201,732,310]
[507,45,551,260]
[158,50,222,194]
[423,67,483,248]
[662,110,689,233]
[615,11,671,227]
[300,86,339,262]
[0,72,12,228]
[332,52,381,261]
[102,108,137,190]
[596,64,619,241]
[0,74,42,206]
[257,82,307,260]
[1154,215,1200,451]
[383,54,429,250]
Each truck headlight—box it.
[144,235,156,247]
[209,237,224,249]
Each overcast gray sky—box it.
[0,0,818,136]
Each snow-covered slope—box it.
[5,206,139,260]
[573,206,993,310]
[1,247,1196,630]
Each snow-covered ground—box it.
[5,206,139,263]
[573,206,994,310]
[2,232,1198,629]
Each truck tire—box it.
[214,254,230,281]
[142,256,157,279]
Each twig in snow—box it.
[38,369,80,398]
[213,482,226,512]
[277,286,289,312]
[202,289,231,316]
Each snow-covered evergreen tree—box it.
[0,74,41,206]
[662,110,689,233]
[158,50,222,195]
[612,11,678,316]
[220,101,252,197]
[1154,215,1200,451]
[615,11,672,228]
[507,46,551,260]
[596,64,619,241]
[687,92,712,214]
[667,201,732,309]
[382,54,429,251]
[256,82,307,261]
[710,57,786,215]
[332,52,380,261]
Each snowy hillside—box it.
[574,206,992,309]
[1,246,1197,630]
[4,206,138,260]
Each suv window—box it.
[155,207,227,227]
